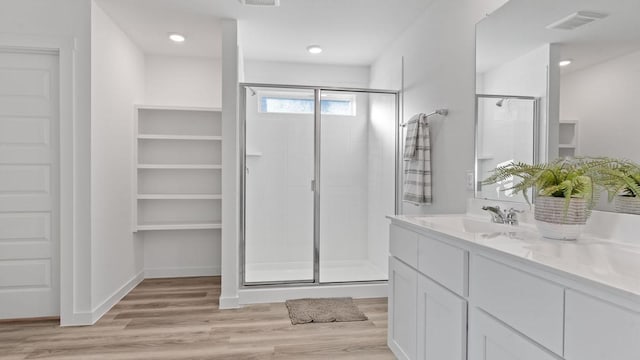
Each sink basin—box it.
[413,216,524,234]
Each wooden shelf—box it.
[137,222,222,231]
[138,194,222,200]
[138,134,222,141]
[137,164,222,170]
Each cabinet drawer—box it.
[417,233,468,296]
[565,290,640,360]
[390,224,418,268]
[470,255,564,355]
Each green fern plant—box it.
[594,159,640,199]
[482,157,618,210]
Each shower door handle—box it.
[310,179,316,192]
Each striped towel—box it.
[403,113,432,204]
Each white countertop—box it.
[388,214,640,302]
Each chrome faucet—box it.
[482,206,506,223]
[482,206,522,225]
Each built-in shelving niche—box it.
[559,120,579,159]
[133,105,222,232]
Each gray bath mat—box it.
[285,297,368,325]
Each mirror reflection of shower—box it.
[475,94,539,202]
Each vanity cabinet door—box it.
[468,308,560,360]
[565,290,640,360]
[417,274,467,360]
[388,257,418,360]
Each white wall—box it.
[370,0,508,215]
[0,0,93,325]
[143,231,221,277]
[560,49,640,163]
[145,55,222,108]
[220,19,240,309]
[245,60,369,88]
[90,2,145,316]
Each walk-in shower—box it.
[240,84,399,287]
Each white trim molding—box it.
[0,34,86,326]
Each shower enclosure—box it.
[240,84,399,286]
[475,94,539,202]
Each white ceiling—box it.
[476,0,640,74]
[96,0,435,66]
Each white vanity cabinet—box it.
[388,218,640,360]
[388,224,468,360]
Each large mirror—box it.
[475,0,640,212]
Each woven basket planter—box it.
[615,196,640,215]
[534,196,590,240]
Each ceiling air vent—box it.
[239,0,280,6]
[546,11,609,30]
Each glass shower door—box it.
[319,90,395,283]
[243,86,315,284]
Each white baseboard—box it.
[238,282,388,305]
[60,311,93,327]
[90,271,144,324]
[144,266,221,279]
[219,295,240,309]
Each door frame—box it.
[238,83,400,287]
[0,34,80,325]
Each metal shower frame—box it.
[239,83,401,288]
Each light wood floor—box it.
[0,277,394,359]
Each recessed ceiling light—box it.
[559,59,573,67]
[169,33,186,43]
[307,45,323,54]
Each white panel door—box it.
[0,49,59,319]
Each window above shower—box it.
[258,92,356,116]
